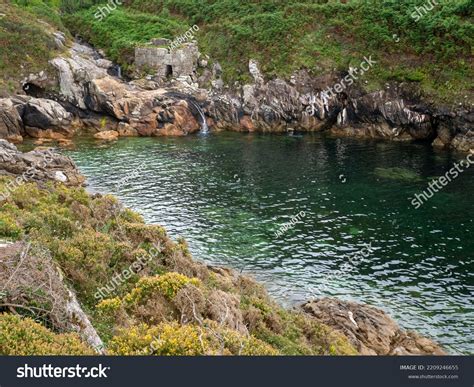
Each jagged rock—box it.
[0,140,85,186]
[18,40,473,147]
[212,62,223,79]
[167,102,200,134]
[117,122,139,137]
[77,75,198,136]
[19,97,73,136]
[249,59,264,86]
[451,131,474,153]
[50,43,110,109]
[211,79,224,90]
[206,70,338,132]
[80,115,119,133]
[239,115,255,131]
[0,99,24,142]
[334,87,434,140]
[22,70,57,94]
[301,298,445,356]
[52,31,66,49]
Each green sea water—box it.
[63,132,473,354]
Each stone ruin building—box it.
[134,38,200,79]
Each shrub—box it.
[108,321,279,356]
[121,222,167,245]
[124,272,201,304]
[0,176,358,356]
[0,314,94,355]
[108,322,204,355]
[0,212,22,239]
[97,297,122,314]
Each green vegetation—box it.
[0,314,94,355]
[0,176,356,355]
[62,0,473,102]
[63,6,187,69]
[0,0,67,95]
[2,0,472,101]
[11,0,65,29]
[122,272,202,303]
[108,321,279,355]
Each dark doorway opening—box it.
[22,83,45,98]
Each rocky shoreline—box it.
[0,40,472,153]
[0,141,445,355]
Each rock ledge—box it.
[302,298,445,355]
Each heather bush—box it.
[0,314,93,355]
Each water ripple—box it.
[66,133,474,354]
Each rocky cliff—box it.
[0,38,472,153]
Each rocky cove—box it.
[0,29,472,356]
[0,40,472,154]
[0,140,449,355]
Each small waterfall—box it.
[165,92,209,133]
[117,65,122,79]
[191,100,209,133]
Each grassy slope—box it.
[0,0,68,96]
[63,6,188,68]
[63,0,473,104]
[0,176,356,355]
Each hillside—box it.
[0,0,472,103]
[0,141,449,356]
[0,0,69,96]
[0,1,468,357]
[62,0,473,103]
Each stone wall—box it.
[135,42,199,79]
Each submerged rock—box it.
[374,167,423,182]
[94,130,119,141]
[301,298,445,355]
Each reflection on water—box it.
[65,132,474,354]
